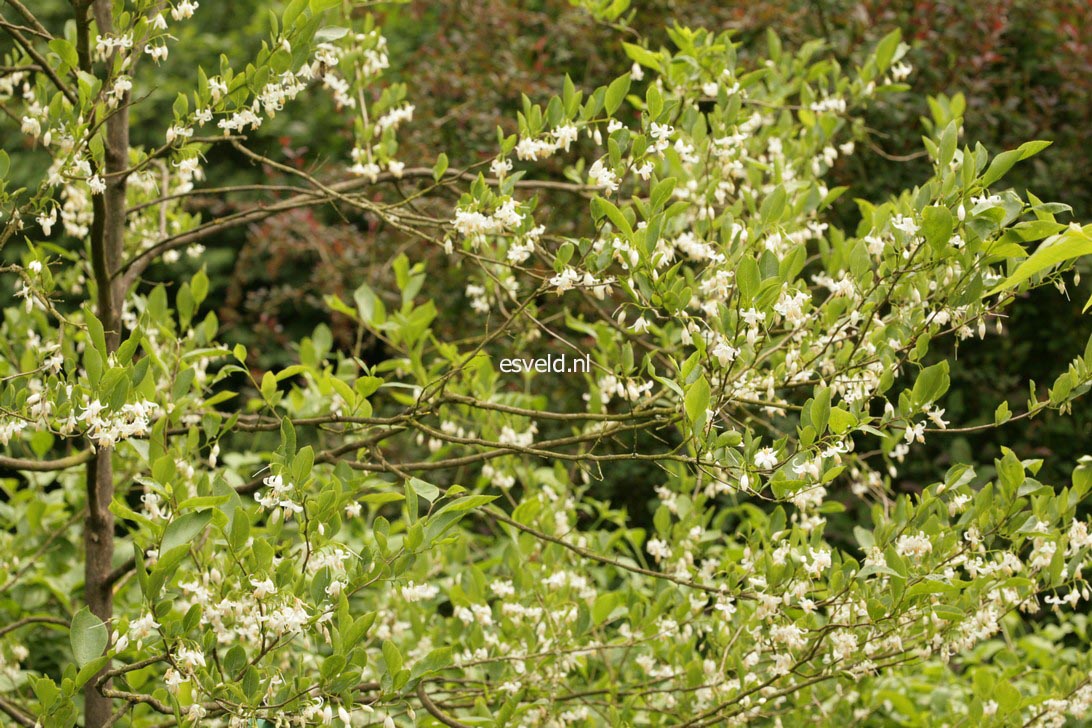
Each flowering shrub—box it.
[2,2,1092,727]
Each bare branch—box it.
[0,449,93,471]
[417,682,473,728]
[3,0,53,38]
[0,695,36,728]
[0,20,77,104]
[0,614,69,638]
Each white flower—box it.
[650,122,674,140]
[490,157,513,179]
[20,116,41,138]
[375,103,415,132]
[891,61,913,82]
[588,158,619,194]
[401,580,440,602]
[553,124,579,152]
[250,577,276,598]
[491,580,515,598]
[926,406,949,429]
[208,77,228,101]
[36,210,57,236]
[164,667,186,694]
[174,157,201,179]
[773,288,810,325]
[753,447,779,470]
[891,214,918,236]
[88,174,106,195]
[128,614,160,646]
[895,531,933,561]
[806,548,832,577]
[176,646,206,672]
[712,340,739,367]
[904,421,926,444]
[549,267,580,294]
[646,538,670,562]
[112,75,132,97]
[165,124,193,145]
[170,0,199,21]
[515,137,557,161]
[144,44,169,63]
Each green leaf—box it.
[997,448,1025,492]
[438,494,495,513]
[685,374,710,429]
[85,308,107,355]
[360,492,405,506]
[433,152,449,182]
[810,387,832,435]
[70,607,108,668]
[229,510,250,551]
[650,177,676,210]
[828,406,856,435]
[382,640,403,676]
[325,293,359,319]
[408,477,440,504]
[596,196,632,238]
[410,647,453,681]
[922,205,953,252]
[911,361,950,405]
[49,39,78,70]
[988,225,1092,295]
[314,26,349,42]
[284,0,308,25]
[191,268,209,305]
[874,29,901,70]
[936,121,957,169]
[224,645,247,677]
[424,495,497,543]
[162,510,213,553]
[622,42,661,72]
[759,185,787,226]
[354,282,386,326]
[737,257,760,303]
[605,73,631,116]
[980,141,1050,189]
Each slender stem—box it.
[0,614,69,638]
[0,449,93,471]
[0,695,36,728]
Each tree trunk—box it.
[78,0,129,724]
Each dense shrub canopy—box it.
[1,1,1091,727]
